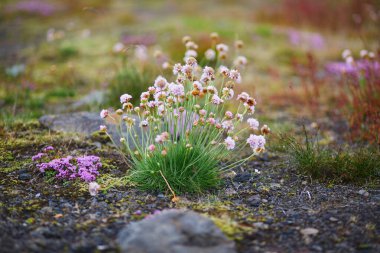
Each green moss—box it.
[90,131,111,144]
[208,214,254,240]
[25,217,35,224]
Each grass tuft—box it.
[283,127,380,186]
[131,141,221,194]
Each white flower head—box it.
[247,118,259,130]
[229,69,242,83]
[342,49,351,59]
[113,42,124,53]
[211,94,224,105]
[120,94,132,104]
[185,50,198,59]
[219,65,229,76]
[100,109,109,119]
[216,43,229,52]
[89,182,100,196]
[169,83,185,97]
[224,136,235,150]
[205,49,216,60]
[246,134,266,151]
[234,56,248,66]
[173,63,182,75]
[154,76,168,90]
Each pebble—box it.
[358,189,369,197]
[18,173,31,181]
[300,228,319,236]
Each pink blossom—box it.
[219,65,229,76]
[120,93,132,103]
[225,111,233,119]
[216,43,229,52]
[205,49,216,60]
[211,94,224,105]
[222,120,234,131]
[148,144,156,151]
[154,76,168,90]
[89,182,100,196]
[193,81,203,90]
[100,109,109,119]
[247,118,259,130]
[169,83,185,97]
[229,69,242,83]
[246,134,266,150]
[224,136,235,150]
[99,125,107,132]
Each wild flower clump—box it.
[32,146,101,182]
[101,33,269,193]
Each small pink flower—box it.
[99,125,107,132]
[148,144,156,151]
[225,111,233,119]
[120,93,132,103]
[246,134,266,150]
[193,81,203,90]
[211,94,224,105]
[205,49,216,60]
[199,109,207,116]
[89,182,100,196]
[229,69,242,83]
[100,109,109,119]
[247,118,259,130]
[219,65,229,76]
[216,43,229,52]
[224,136,235,150]
[207,118,216,125]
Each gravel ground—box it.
[0,127,379,253]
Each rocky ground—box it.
[0,120,379,253]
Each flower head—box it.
[229,69,242,83]
[89,182,100,196]
[211,94,224,105]
[247,118,259,130]
[100,109,109,119]
[154,76,168,90]
[216,43,229,52]
[224,136,235,150]
[99,125,107,132]
[246,134,266,152]
[205,49,216,60]
[120,93,132,104]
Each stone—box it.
[39,112,141,147]
[358,189,369,197]
[117,209,236,253]
[69,90,105,110]
[18,173,31,181]
[300,227,319,236]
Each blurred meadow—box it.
[1,0,379,143]
[1,0,380,175]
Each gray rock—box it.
[39,112,141,147]
[117,209,236,253]
[18,173,31,181]
[69,90,105,110]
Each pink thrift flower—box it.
[247,118,259,130]
[246,134,266,150]
[120,93,132,103]
[100,109,109,119]
[224,136,235,150]
[89,182,100,196]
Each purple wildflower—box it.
[32,153,46,161]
